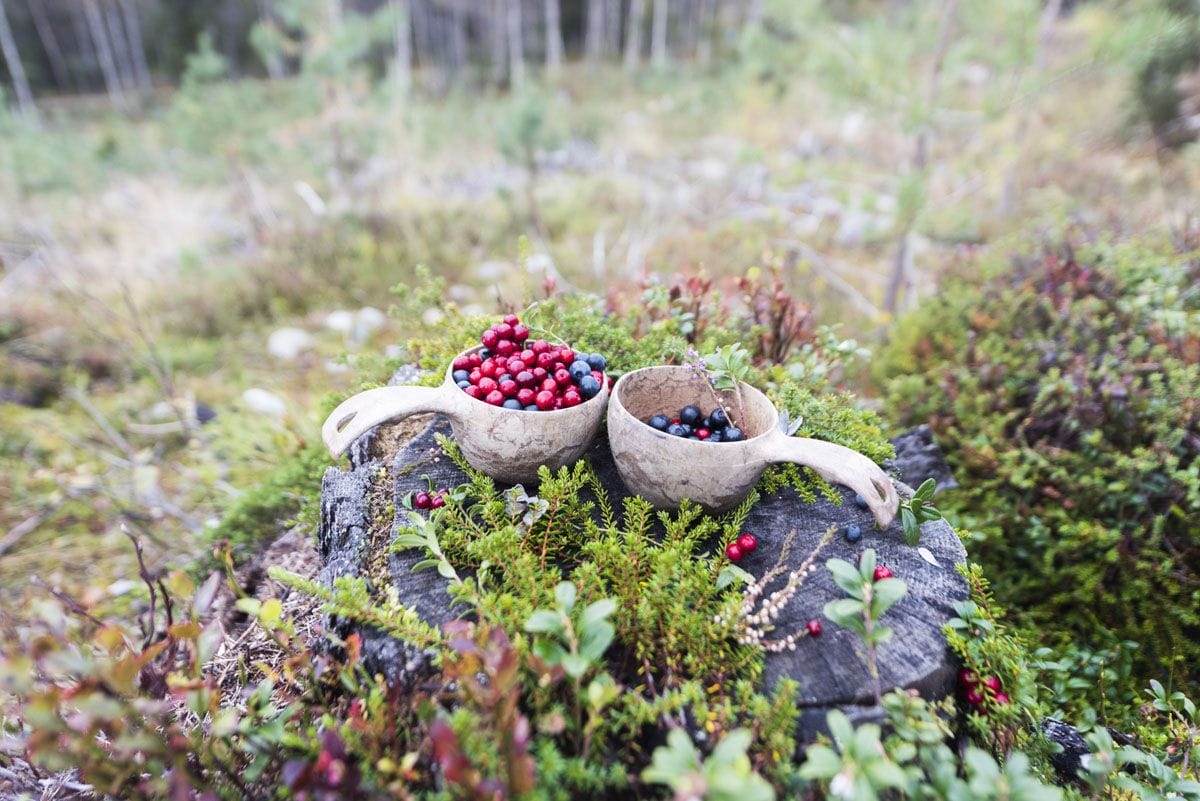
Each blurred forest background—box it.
[0,0,1198,640]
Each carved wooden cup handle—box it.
[322,385,454,459]
[763,432,899,528]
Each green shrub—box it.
[876,237,1200,691]
[1132,2,1200,147]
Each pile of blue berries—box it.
[645,404,744,442]
[451,315,608,411]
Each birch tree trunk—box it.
[543,0,563,75]
[103,0,137,93]
[697,0,718,65]
[28,0,73,91]
[624,0,645,70]
[490,0,507,86]
[883,0,958,315]
[651,0,669,68]
[506,0,525,89]
[0,0,35,116]
[118,0,152,92]
[83,0,127,110]
[585,0,604,61]
[604,0,621,58]
[392,0,412,93]
[450,2,467,78]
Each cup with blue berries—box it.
[606,365,899,526]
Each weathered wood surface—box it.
[318,415,967,742]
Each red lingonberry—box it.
[516,371,535,388]
[479,360,497,378]
[696,428,711,440]
[993,692,1010,706]
[493,323,513,339]
[530,339,550,354]
[537,352,556,369]
[982,676,1001,693]
[535,390,556,411]
[520,348,535,363]
[563,392,582,407]
[430,494,446,509]
[725,542,743,562]
[541,377,558,394]
[559,347,575,364]
[463,386,482,399]
[468,352,482,367]
[806,619,822,637]
[959,669,978,687]
[507,359,527,374]
[503,314,520,327]
[966,689,984,706]
[481,330,498,349]
[512,324,529,342]
[477,377,498,394]
[737,533,757,553]
[517,388,536,406]
[452,356,471,371]
[554,368,572,386]
[414,491,431,509]
[468,369,482,384]
[873,565,894,581]
[495,339,515,357]
[532,367,548,381]
[499,380,519,398]
[485,390,504,406]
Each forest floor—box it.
[0,3,1196,620]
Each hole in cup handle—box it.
[335,411,357,433]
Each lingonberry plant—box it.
[898,477,943,545]
[824,548,909,704]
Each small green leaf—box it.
[555,581,577,611]
[716,564,755,590]
[524,609,564,634]
[871,578,907,617]
[581,598,617,628]
[580,621,614,662]
[826,558,865,598]
[561,652,590,678]
[901,507,920,546]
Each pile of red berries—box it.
[413,488,449,510]
[959,670,1010,710]
[725,533,758,562]
[645,404,744,442]
[452,315,608,411]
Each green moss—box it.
[202,439,330,569]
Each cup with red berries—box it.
[605,365,899,525]
[323,315,610,484]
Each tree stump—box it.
[317,415,967,743]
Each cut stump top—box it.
[318,416,967,743]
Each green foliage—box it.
[643,728,776,801]
[898,478,943,545]
[877,238,1200,691]
[202,439,329,568]
[1132,2,1200,146]
[824,549,908,703]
